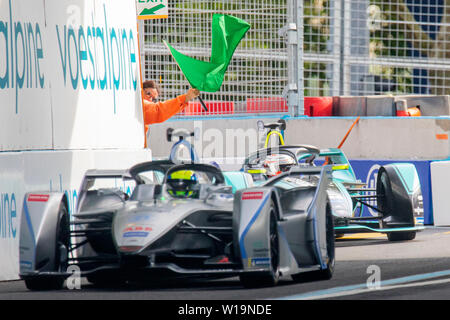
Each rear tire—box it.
[387,231,416,241]
[239,203,280,288]
[377,166,416,242]
[25,202,70,291]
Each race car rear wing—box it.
[82,169,130,181]
[78,169,130,192]
[76,169,132,212]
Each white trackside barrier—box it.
[430,161,450,226]
[148,117,450,161]
[0,149,150,281]
[0,0,149,281]
[0,0,144,151]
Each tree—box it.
[396,0,450,94]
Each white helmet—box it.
[263,154,296,177]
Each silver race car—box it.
[19,147,335,290]
[20,161,335,290]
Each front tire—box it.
[25,202,70,291]
[292,202,335,282]
[239,203,280,288]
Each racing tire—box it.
[387,231,416,242]
[292,202,335,282]
[239,203,280,288]
[377,166,416,242]
[25,202,70,291]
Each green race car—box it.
[239,120,424,241]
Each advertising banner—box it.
[46,0,144,150]
[0,0,145,152]
[0,0,53,150]
[0,0,149,281]
[0,154,24,281]
[0,148,151,281]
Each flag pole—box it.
[198,96,208,112]
[337,116,360,149]
[324,116,360,165]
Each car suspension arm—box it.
[180,220,227,244]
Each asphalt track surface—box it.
[1,227,449,302]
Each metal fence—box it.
[141,0,450,116]
[141,0,289,116]
[304,0,450,97]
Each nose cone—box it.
[113,203,156,253]
[115,220,154,253]
[113,200,196,253]
[113,202,177,252]
[118,245,144,253]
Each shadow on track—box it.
[83,276,245,292]
[335,238,388,248]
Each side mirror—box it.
[257,120,265,131]
[166,128,174,142]
[277,119,286,131]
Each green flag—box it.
[164,14,250,92]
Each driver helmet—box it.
[263,154,296,177]
[166,170,199,198]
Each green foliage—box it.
[303,0,331,54]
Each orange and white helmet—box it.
[263,154,296,177]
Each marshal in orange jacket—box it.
[142,94,187,146]
[143,94,187,125]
